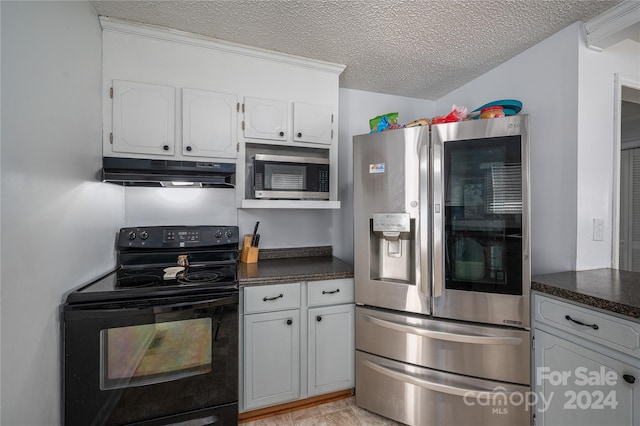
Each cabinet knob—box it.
[623,374,636,384]
[297,132,302,138]
[316,316,322,322]
[279,131,285,137]
[186,146,192,152]
[286,319,293,325]
[163,145,170,151]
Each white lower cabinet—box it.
[308,303,355,396]
[243,309,300,411]
[533,293,640,426]
[241,278,355,412]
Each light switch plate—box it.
[593,218,604,241]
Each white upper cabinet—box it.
[101,17,344,204]
[111,80,175,156]
[243,97,287,142]
[293,102,333,145]
[182,88,238,159]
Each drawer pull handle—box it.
[565,315,599,330]
[623,374,636,384]
[263,293,284,302]
[322,289,340,295]
[286,319,293,325]
[316,316,322,322]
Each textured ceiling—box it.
[89,0,623,100]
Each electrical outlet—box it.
[593,218,604,241]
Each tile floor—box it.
[241,397,404,426]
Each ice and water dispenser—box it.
[369,213,415,284]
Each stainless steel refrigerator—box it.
[353,115,532,426]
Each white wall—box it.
[124,187,237,226]
[332,88,433,262]
[434,23,640,274]
[0,2,123,424]
[576,38,640,270]
[435,24,583,275]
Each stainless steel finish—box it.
[356,351,531,426]
[355,306,530,385]
[431,135,444,298]
[254,190,329,200]
[431,115,531,328]
[254,153,329,164]
[352,118,531,426]
[353,127,429,315]
[419,141,431,297]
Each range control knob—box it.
[215,229,223,239]
[127,231,136,240]
[140,231,149,240]
[225,229,234,238]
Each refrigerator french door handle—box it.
[362,359,520,399]
[362,314,523,345]
[432,139,444,298]
[419,142,430,298]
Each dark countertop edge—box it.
[531,280,640,320]
[531,283,639,320]
[257,246,332,260]
[239,271,354,287]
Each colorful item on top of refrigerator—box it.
[431,104,468,124]
[405,117,430,127]
[471,99,522,119]
[369,112,399,132]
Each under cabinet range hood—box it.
[102,157,235,188]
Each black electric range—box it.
[62,225,240,426]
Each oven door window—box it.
[264,163,306,190]
[100,318,212,390]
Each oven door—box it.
[62,293,238,426]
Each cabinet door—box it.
[535,329,639,426]
[243,97,287,142]
[182,88,238,159]
[111,80,175,155]
[308,304,355,396]
[244,309,300,410]
[293,102,333,145]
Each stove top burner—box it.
[177,270,224,285]
[117,274,163,288]
[67,225,239,304]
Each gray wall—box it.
[0,2,123,424]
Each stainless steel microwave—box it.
[253,154,330,200]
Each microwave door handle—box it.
[419,141,430,298]
[432,139,444,298]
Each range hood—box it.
[102,157,235,188]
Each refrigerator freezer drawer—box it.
[356,306,530,385]
[356,351,532,426]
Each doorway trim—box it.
[612,73,640,268]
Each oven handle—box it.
[362,314,522,345]
[362,359,518,400]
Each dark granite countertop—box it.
[532,268,640,320]
[238,246,354,286]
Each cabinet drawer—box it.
[308,278,354,307]
[534,294,640,358]
[244,283,300,314]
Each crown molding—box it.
[99,16,346,75]
[584,1,640,51]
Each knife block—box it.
[240,234,259,264]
